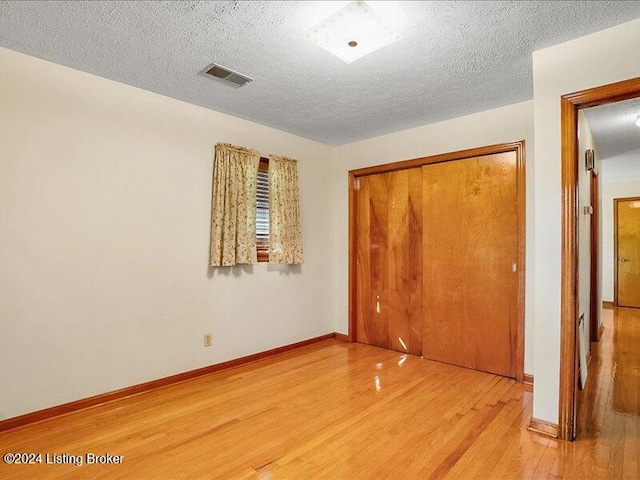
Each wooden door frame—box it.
[613,196,640,307]
[590,171,600,342]
[558,76,640,441]
[348,141,526,382]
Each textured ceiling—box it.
[584,98,640,183]
[1,1,640,146]
[584,98,640,160]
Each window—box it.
[256,158,269,261]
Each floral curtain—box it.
[268,155,304,264]
[210,143,260,266]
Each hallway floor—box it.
[570,306,639,478]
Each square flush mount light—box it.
[306,1,401,64]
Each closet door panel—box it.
[356,174,390,349]
[388,169,423,355]
[355,176,372,345]
[422,153,518,377]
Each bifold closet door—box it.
[422,153,518,378]
[355,168,422,355]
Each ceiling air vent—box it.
[205,64,253,87]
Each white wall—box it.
[601,179,640,302]
[0,47,335,419]
[600,147,640,183]
[332,101,536,375]
[532,17,640,424]
[577,112,597,338]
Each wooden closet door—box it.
[422,152,518,377]
[356,169,422,355]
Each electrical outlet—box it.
[204,333,212,347]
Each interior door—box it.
[616,198,640,308]
[421,152,518,378]
[355,168,423,355]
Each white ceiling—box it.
[584,98,640,160]
[1,1,640,146]
[584,98,640,183]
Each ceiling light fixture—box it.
[305,1,401,64]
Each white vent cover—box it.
[205,64,253,87]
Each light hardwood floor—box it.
[0,307,637,479]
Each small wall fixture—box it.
[585,149,595,171]
[636,115,640,127]
[305,1,401,64]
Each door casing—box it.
[558,76,640,441]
